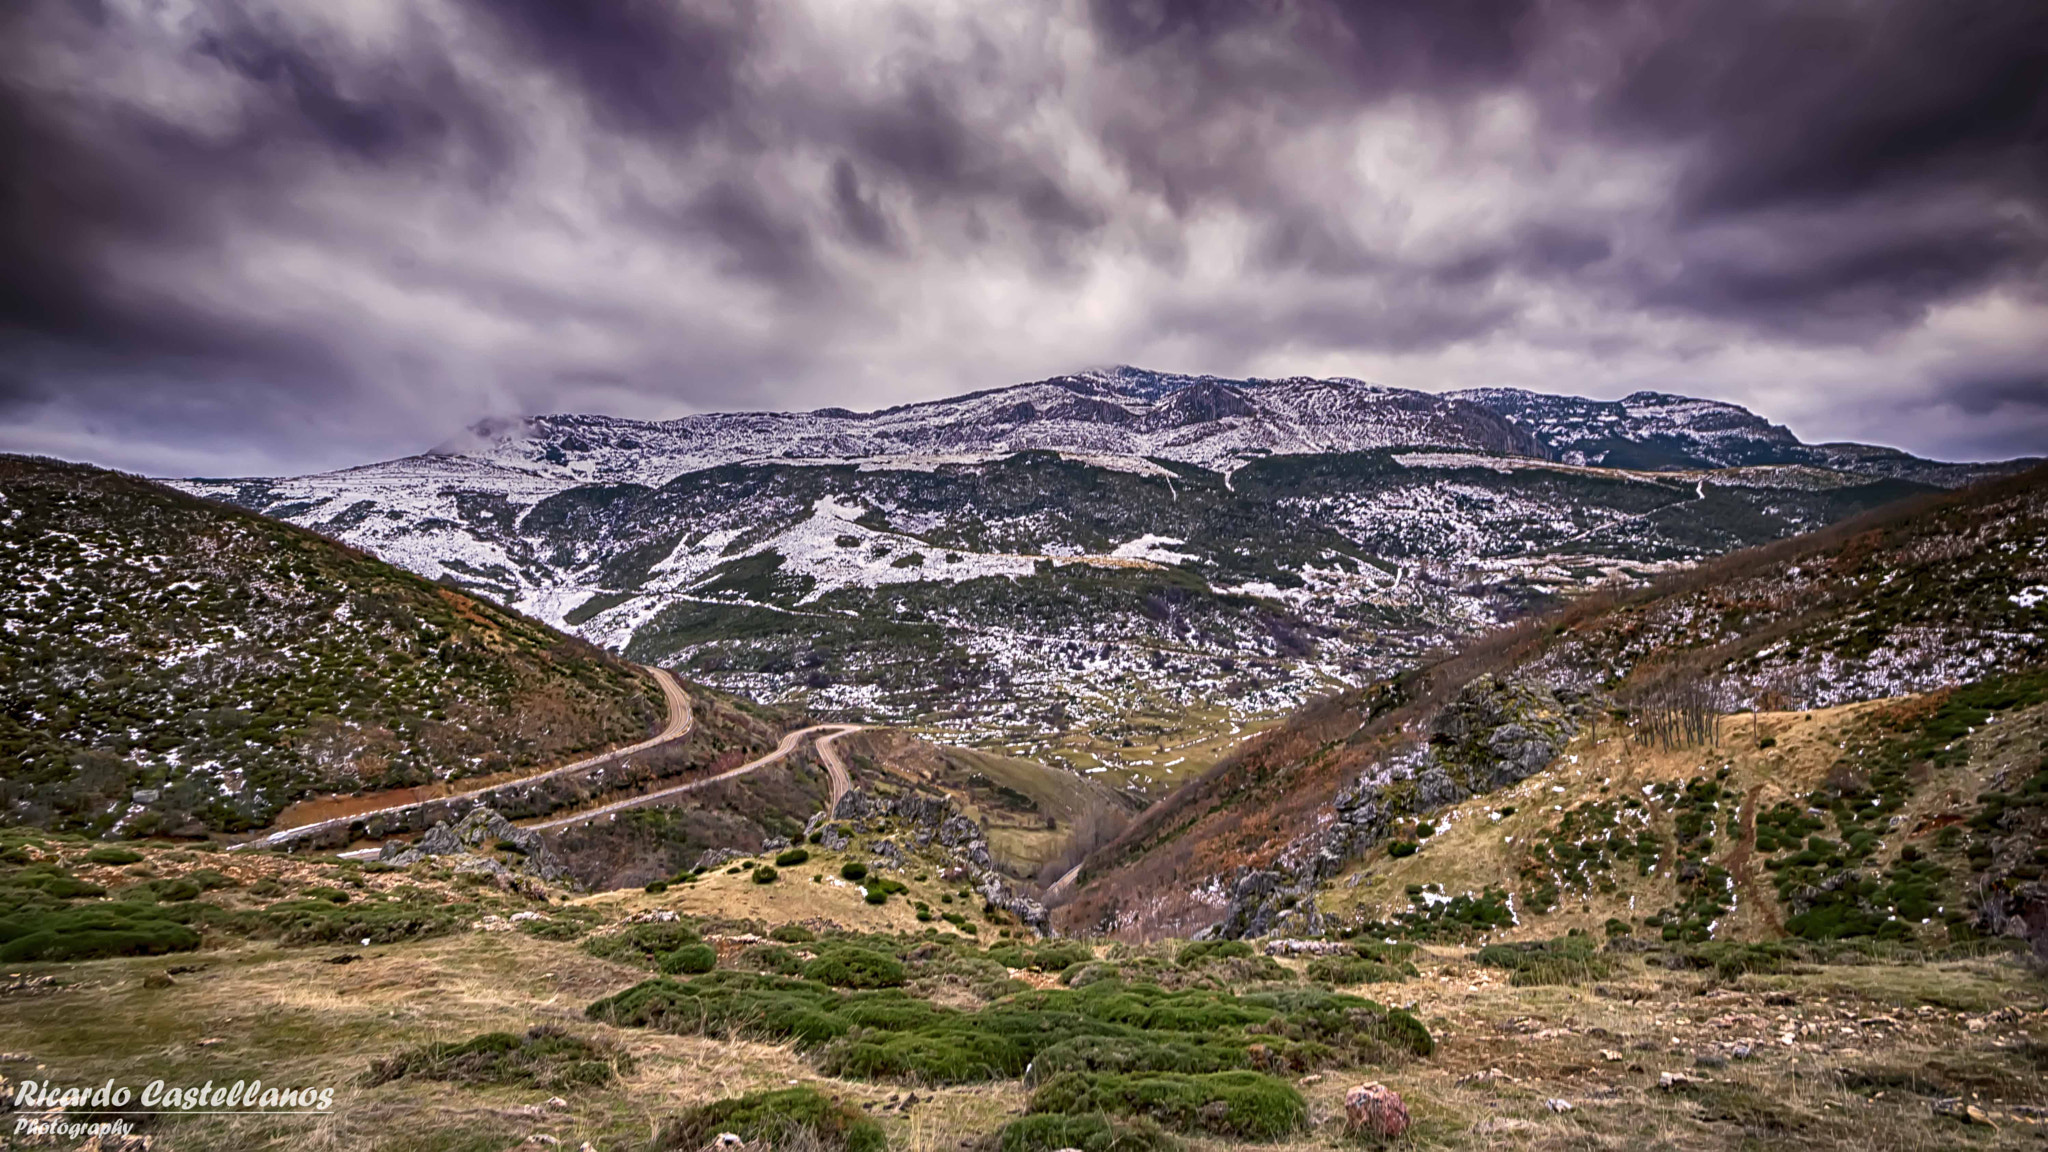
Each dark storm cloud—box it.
[471,0,753,138]
[0,0,2043,475]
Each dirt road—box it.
[530,722,863,832]
[237,666,694,850]
[815,725,863,816]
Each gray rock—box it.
[378,806,571,884]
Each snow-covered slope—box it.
[168,369,2026,782]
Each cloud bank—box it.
[2,0,2043,475]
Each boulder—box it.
[1344,1082,1409,1138]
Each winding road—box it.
[235,666,695,851]
[529,721,863,832]
[815,725,861,816]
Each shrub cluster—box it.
[1028,1070,1305,1141]
[654,1087,885,1152]
[588,966,1433,1087]
[364,1025,632,1090]
[1474,934,1612,986]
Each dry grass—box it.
[2,917,2043,1150]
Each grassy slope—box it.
[0,455,662,836]
[2,830,2044,1152]
[1056,466,2048,938]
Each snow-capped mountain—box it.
[436,368,1546,490]
[173,369,2029,786]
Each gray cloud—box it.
[0,0,2043,476]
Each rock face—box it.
[1209,674,1584,939]
[824,786,1047,934]
[379,806,571,885]
[1344,1082,1410,1137]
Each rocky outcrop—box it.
[1209,675,1583,939]
[978,874,1050,935]
[826,786,1043,934]
[379,805,572,887]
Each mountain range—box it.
[174,368,2030,788]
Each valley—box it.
[3,376,2043,1152]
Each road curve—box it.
[814,726,863,816]
[236,666,694,850]
[529,722,864,832]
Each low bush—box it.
[0,903,201,962]
[1303,955,1414,985]
[1475,936,1612,986]
[590,970,1435,1087]
[738,944,807,976]
[753,866,779,885]
[1029,1070,1306,1141]
[770,924,816,943]
[653,1087,885,1152]
[1175,940,1252,967]
[804,946,907,988]
[583,920,702,968]
[993,1113,1180,1152]
[85,847,144,866]
[364,1025,632,1090]
[775,848,811,867]
[990,940,1094,972]
[841,862,868,882]
[519,917,591,941]
[244,897,468,946]
[659,942,719,975]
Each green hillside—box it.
[0,456,663,836]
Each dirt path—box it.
[815,726,863,816]
[1724,782,1784,934]
[529,722,863,832]
[237,666,694,850]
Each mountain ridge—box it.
[169,371,2034,781]
[385,368,2017,493]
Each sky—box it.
[1,0,2044,477]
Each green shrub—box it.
[1303,955,1413,985]
[587,972,853,1045]
[841,862,868,882]
[993,1114,1179,1152]
[645,881,670,893]
[1027,1034,1252,1079]
[143,877,202,903]
[1029,1071,1306,1140]
[1061,962,1120,988]
[85,847,144,866]
[1175,940,1252,967]
[1349,941,1418,964]
[660,943,719,975]
[1387,840,1418,858]
[583,920,702,968]
[776,848,811,867]
[364,1025,632,1090]
[753,866,779,885]
[1474,937,1612,986]
[738,944,807,977]
[804,946,906,988]
[590,968,1434,1088]
[0,904,201,962]
[301,886,351,905]
[653,1087,884,1152]
[519,917,591,941]
[770,924,816,944]
[244,897,467,946]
